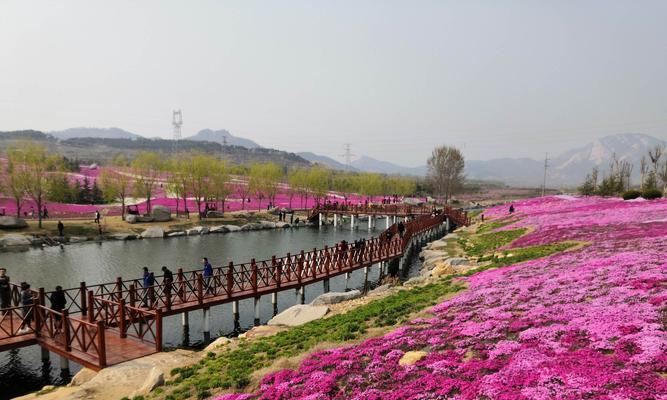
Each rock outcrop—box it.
[0,216,28,229]
[141,227,165,239]
[268,304,329,327]
[151,205,172,222]
[311,290,362,306]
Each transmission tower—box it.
[340,143,355,169]
[541,152,550,196]
[172,110,183,153]
[220,134,228,160]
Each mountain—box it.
[187,129,261,149]
[351,156,427,176]
[465,133,666,187]
[50,127,142,140]
[297,152,357,171]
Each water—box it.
[0,225,417,398]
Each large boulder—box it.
[225,225,241,232]
[186,226,207,236]
[111,233,137,240]
[167,231,186,237]
[311,290,362,306]
[0,216,28,229]
[240,223,263,231]
[445,257,469,266]
[68,236,88,244]
[275,222,291,229]
[124,214,138,224]
[267,305,329,327]
[0,234,32,247]
[209,225,229,234]
[141,227,165,239]
[260,221,276,229]
[151,205,171,222]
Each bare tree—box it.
[640,156,648,190]
[427,146,465,203]
[658,159,667,193]
[648,145,664,176]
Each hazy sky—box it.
[1,1,666,166]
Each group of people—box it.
[139,258,213,307]
[22,206,50,219]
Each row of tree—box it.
[579,145,667,196]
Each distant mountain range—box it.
[27,128,667,187]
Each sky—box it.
[1,0,666,166]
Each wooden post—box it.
[119,299,127,338]
[87,291,94,323]
[115,277,123,302]
[80,282,87,316]
[177,268,184,300]
[197,274,204,305]
[251,258,258,294]
[97,320,107,367]
[297,251,304,284]
[226,262,234,296]
[155,309,163,352]
[129,284,136,308]
[63,310,71,351]
[312,248,317,279]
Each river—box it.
[0,225,421,398]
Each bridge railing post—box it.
[324,246,330,276]
[286,252,292,281]
[251,258,258,294]
[312,248,317,279]
[87,291,94,323]
[155,309,163,352]
[119,299,127,338]
[63,310,71,351]
[297,251,304,284]
[115,277,123,303]
[276,260,283,289]
[197,274,204,305]
[80,282,87,316]
[226,262,234,296]
[97,320,107,368]
[177,268,184,301]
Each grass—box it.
[458,227,527,257]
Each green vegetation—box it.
[462,241,578,276]
[641,188,663,199]
[622,190,642,200]
[458,228,527,256]
[160,279,466,399]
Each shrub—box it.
[642,188,663,199]
[622,190,642,200]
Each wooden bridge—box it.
[0,205,469,371]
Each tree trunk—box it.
[15,198,21,219]
[37,195,43,229]
[121,197,126,220]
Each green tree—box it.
[131,152,163,214]
[210,160,232,214]
[306,166,330,205]
[185,154,214,219]
[99,167,133,219]
[427,145,465,203]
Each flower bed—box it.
[217,196,667,399]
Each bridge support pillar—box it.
[393,215,397,224]
[323,278,330,293]
[378,262,384,281]
[368,216,372,231]
[319,213,323,227]
[232,301,240,331]
[181,312,190,346]
[363,267,369,293]
[59,355,69,372]
[345,272,351,291]
[351,215,355,230]
[203,307,211,342]
[271,292,278,316]
[40,347,50,363]
[296,286,305,304]
[404,216,408,223]
[386,216,390,229]
[333,214,338,227]
[253,296,261,326]
[446,217,450,232]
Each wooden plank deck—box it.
[0,311,37,351]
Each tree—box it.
[185,154,213,219]
[164,157,188,217]
[427,146,465,203]
[288,168,309,208]
[210,160,232,214]
[131,152,163,214]
[8,142,59,228]
[658,160,667,194]
[0,158,26,218]
[357,173,383,200]
[306,166,330,206]
[99,168,132,219]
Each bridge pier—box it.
[446,217,450,232]
[333,214,338,227]
[351,215,356,230]
[203,307,211,342]
[386,215,390,229]
[393,215,397,224]
[295,286,305,304]
[323,278,330,293]
[363,266,369,293]
[59,355,70,372]
[271,293,278,316]
[232,300,240,330]
[41,347,50,363]
[345,272,351,291]
[182,312,190,346]
[254,296,261,326]
[377,262,383,281]
[318,213,323,227]
[368,215,372,230]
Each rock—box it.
[0,234,32,247]
[111,233,137,240]
[124,214,138,224]
[141,227,164,239]
[431,262,456,278]
[136,215,155,223]
[242,325,286,339]
[186,226,206,235]
[275,222,291,228]
[209,225,229,233]
[404,276,427,287]
[30,237,44,246]
[0,216,28,229]
[203,336,231,352]
[206,211,225,218]
[311,290,362,306]
[68,236,88,244]
[260,221,276,229]
[267,304,329,327]
[240,223,263,231]
[167,231,186,237]
[398,351,428,366]
[445,257,469,266]
[129,367,164,398]
[369,284,392,295]
[225,224,241,232]
[151,205,172,222]
[70,368,97,386]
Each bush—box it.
[622,190,642,200]
[642,188,663,200]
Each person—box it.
[94,210,101,224]
[397,221,405,238]
[481,213,485,222]
[146,272,156,307]
[0,268,11,314]
[202,257,214,294]
[509,204,515,214]
[57,221,64,237]
[29,207,35,219]
[42,206,49,219]
[161,266,174,294]
[142,267,151,307]
[50,286,67,332]
[19,282,33,333]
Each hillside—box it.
[186,129,262,149]
[50,127,142,140]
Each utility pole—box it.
[172,110,183,153]
[340,143,355,169]
[220,135,227,160]
[542,152,550,196]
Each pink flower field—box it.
[218,196,667,399]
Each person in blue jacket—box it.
[202,257,214,295]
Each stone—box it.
[111,232,137,240]
[70,368,97,386]
[240,223,263,231]
[167,231,186,237]
[275,222,291,228]
[225,224,241,232]
[124,214,138,224]
[129,367,164,398]
[209,225,229,233]
[0,216,28,229]
[368,284,392,295]
[136,215,155,223]
[203,336,231,352]
[445,257,469,266]
[311,290,362,306]
[267,304,329,327]
[404,276,427,287]
[206,211,225,218]
[141,227,164,239]
[150,205,171,222]
[260,221,276,229]
[0,234,32,247]
[186,226,206,235]
[398,351,428,366]
[431,262,455,278]
[68,236,88,243]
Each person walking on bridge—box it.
[161,266,174,296]
[203,258,214,295]
[50,286,67,332]
[19,282,34,333]
[0,268,11,314]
